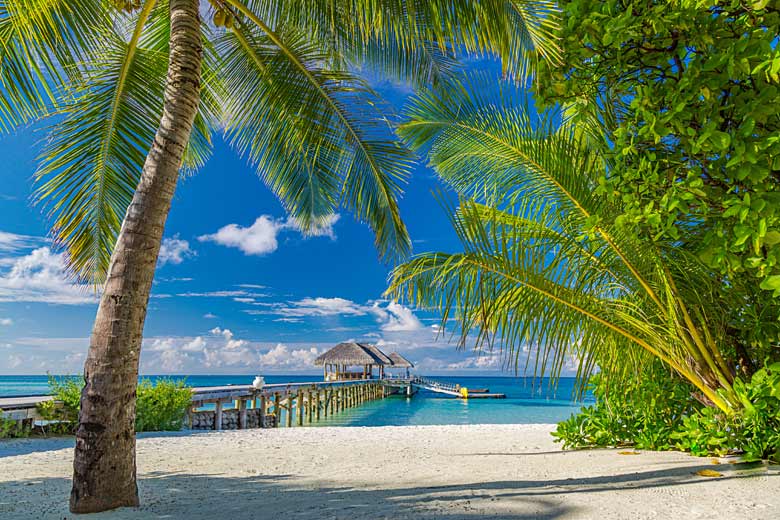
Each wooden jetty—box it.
[0,343,504,431]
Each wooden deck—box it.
[0,376,505,429]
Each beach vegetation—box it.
[36,376,83,434]
[388,0,778,462]
[135,379,192,432]
[390,81,748,413]
[1,0,560,510]
[36,377,192,434]
[554,363,780,463]
[0,411,31,438]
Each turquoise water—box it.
[0,375,591,425]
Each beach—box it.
[1,424,778,519]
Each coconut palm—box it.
[388,77,745,415]
[1,0,560,512]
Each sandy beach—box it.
[0,424,778,519]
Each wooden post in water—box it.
[297,389,304,426]
[286,391,293,427]
[239,399,247,429]
[307,389,314,423]
[274,392,282,428]
[215,401,223,431]
[315,390,321,421]
[260,394,267,428]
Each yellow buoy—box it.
[460,387,469,399]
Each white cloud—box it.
[199,216,280,255]
[197,214,339,256]
[252,296,423,333]
[0,318,12,326]
[280,297,369,317]
[8,354,23,369]
[0,247,96,305]
[158,236,195,266]
[0,231,45,252]
[178,290,267,298]
[203,313,217,319]
[375,301,423,332]
[257,343,319,367]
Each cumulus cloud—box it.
[375,301,423,332]
[136,328,323,373]
[258,343,320,367]
[0,318,12,326]
[157,236,194,266]
[0,247,96,304]
[197,214,339,256]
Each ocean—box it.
[0,375,592,426]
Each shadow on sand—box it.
[0,461,775,520]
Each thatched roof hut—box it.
[314,342,410,381]
[387,352,414,368]
[313,342,387,366]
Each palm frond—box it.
[33,1,215,283]
[0,0,106,132]
[219,1,413,259]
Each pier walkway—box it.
[0,376,503,431]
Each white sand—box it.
[1,424,778,519]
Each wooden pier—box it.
[187,379,390,430]
[0,376,504,432]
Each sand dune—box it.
[1,424,778,519]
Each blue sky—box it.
[0,71,577,377]
[0,78,534,376]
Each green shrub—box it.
[0,410,31,438]
[37,376,192,433]
[135,378,192,432]
[554,362,780,463]
[36,375,83,434]
[553,361,699,450]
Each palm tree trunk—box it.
[69,0,202,513]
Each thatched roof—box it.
[361,343,392,365]
[314,342,390,366]
[387,352,414,368]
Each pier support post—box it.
[297,389,304,426]
[260,394,266,428]
[287,392,293,428]
[215,401,223,431]
[274,392,282,428]
[239,399,247,429]
[315,390,321,421]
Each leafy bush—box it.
[0,411,31,438]
[37,375,83,434]
[135,379,192,432]
[37,376,192,433]
[554,363,780,463]
[553,361,699,451]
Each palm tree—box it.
[388,77,745,415]
[1,0,561,512]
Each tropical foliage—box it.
[389,78,752,412]
[554,362,780,463]
[535,0,780,357]
[0,411,31,438]
[37,376,192,433]
[135,378,192,432]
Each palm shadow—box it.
[0,461,776,519]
